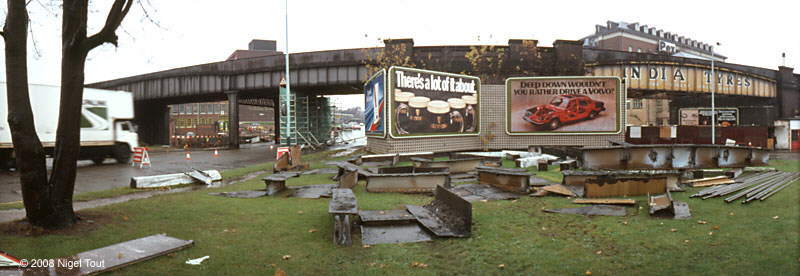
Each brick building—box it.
[582,21,727,126]
[169,102,274,147]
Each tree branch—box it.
[82,0,133,51]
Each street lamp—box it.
[710,42,720,144]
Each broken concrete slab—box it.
[450,184,520,202]
[543,205,627,216]
[289,184,337,198]
[359,210,417,224]
[360,224,434,245]
[9,234,193,275]
[185,169,216,185]
[405,186,471,238]
[262,172,301,196]
[131,170,221,188]
[209,190,268,198]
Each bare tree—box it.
[2,0,134,229]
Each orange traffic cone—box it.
[185,152,192,160]
[213,149,220,158]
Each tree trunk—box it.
[43,0,94,228]
[3,0,55,227]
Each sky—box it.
[1,0,798,102]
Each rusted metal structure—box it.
[476,166,532,194]
[406,186,472,238]
[581,144,769,170]
[562,170,682,198]
[649,191,691,219]
[363,166,450,193]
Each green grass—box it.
[1,157,798,275]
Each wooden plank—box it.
[541,184,576,197]
[572,198,636,205]
[683,175,728,184]
[691,179,735,187]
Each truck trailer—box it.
[0,83,139,169]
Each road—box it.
[0,143,277,203]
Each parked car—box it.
[523,94,605,130]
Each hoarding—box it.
[364,69,386,137]
[680,108,738,126]
[506,76,622,135]
[388,66,480,138]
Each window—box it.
[637,48,642,53]
[632,99,643,109]
[628,46,633,52]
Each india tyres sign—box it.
[389,66,480,138]
[506,76,622,135]
[365,69,386,137]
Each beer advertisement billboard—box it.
[364,69,386,137]
[506,76,622,135]
[388,66,480,138]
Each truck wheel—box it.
[548,119,561,130]
[113,143,132,164]
[91,157,105,165]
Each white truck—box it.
[0,83,139,169]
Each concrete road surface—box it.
[0,143,277,203]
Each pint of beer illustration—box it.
[447,98,466,132]
[394,90,415,134]
[427,100,451,130]
[462,94,477,131]
[408,96,430,122]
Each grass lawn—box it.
[1,153,797,275]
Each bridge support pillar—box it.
[226,91,240,149]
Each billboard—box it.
[680,108,738,126]
[506,76,622,135]
[388,66,480,138]
[364,69,386,137]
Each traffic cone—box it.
[213,149,220,158]
[185,152,192,160]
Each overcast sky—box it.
[1,0,798,90]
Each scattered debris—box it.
[543,205,627,216]
[131,170,222,188]
[572,198,636,205]
[186,256,210,265]
[274,145,309,172]
[649,191,691,219]
[450,184,520,201]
